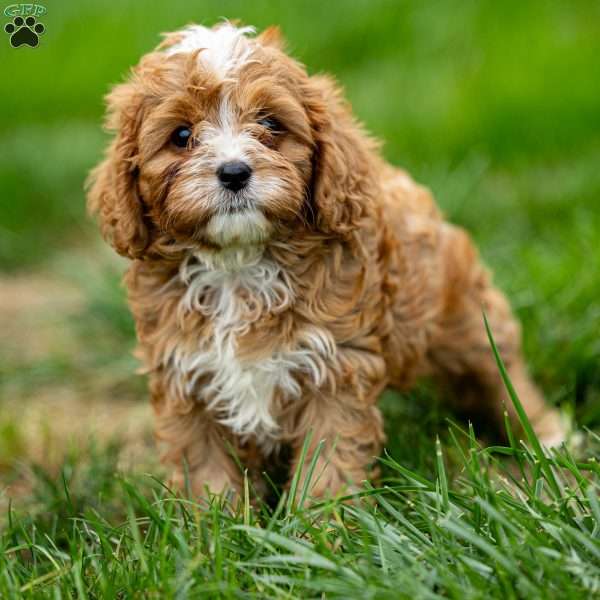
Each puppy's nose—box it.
[216,161,252,192]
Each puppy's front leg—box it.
[151,381,242,499]
[289,356,386,499]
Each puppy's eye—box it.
[257,116,282,132]
[171,126,192,148]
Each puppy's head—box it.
[88,23,374,260]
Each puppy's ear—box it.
[257,25,286,50]
[87,81,150,259]
[303,75,376,235]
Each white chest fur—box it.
[165,251,336,445]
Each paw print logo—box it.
[4,15,45,48]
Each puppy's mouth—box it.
[204,206,272,250]
[220,192,254,214]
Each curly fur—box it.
[88,23,566,499]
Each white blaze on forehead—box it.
[166,25,256,163]
[207,95,252,163]
[166,23,255,77]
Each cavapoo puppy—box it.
[88,23,565,499]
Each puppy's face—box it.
[143,25,319,250]
[89,24,371,260]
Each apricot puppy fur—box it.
[88,23,565,498]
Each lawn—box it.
[1,0,599,597]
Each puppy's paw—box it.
[533,409,583,454]
[535,413,567,448]
[169,468,240,505]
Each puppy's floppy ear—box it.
[87,81,150,259]
[303,75,376,235]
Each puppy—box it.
[88,23,566,499]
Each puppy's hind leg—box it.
[428,225,566,447]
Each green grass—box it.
[1,402,599,597]
[1,0,600,597]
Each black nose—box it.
[216,161,252,192]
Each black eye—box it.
[257,116,282,132]
[171,126,192,148]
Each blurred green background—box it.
[1,0,599,477]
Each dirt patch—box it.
[0,273,84,362]
[0,265,155,503]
